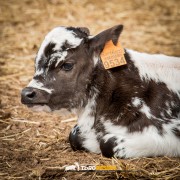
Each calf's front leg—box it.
[69,124,101,153]
[100,124,180,158]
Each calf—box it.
[21,25,180,158]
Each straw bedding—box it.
[0,0,179,179]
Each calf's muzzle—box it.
[21,87,50,105]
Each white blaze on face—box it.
[28,79,53,94]
[35,69,44,76]
[36,27,83,71]
[28,27,83,94]
[127,49,180,95]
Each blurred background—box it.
[1,0,180,58]
[0,0,179,179]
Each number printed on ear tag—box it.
[100,40,127,69]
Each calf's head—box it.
[21,25,123,112]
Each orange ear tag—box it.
[100,40,127,69]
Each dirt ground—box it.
[0,0,180,179]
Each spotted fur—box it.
[21,25,180,158]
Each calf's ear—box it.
[89,25,123,54]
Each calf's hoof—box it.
[100,136,117,158]
[69,125,85,151]
[100,135,127,158]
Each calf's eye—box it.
[62,63,74,71]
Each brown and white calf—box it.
[21,25,180,158]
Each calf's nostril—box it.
[26,91,36,99]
